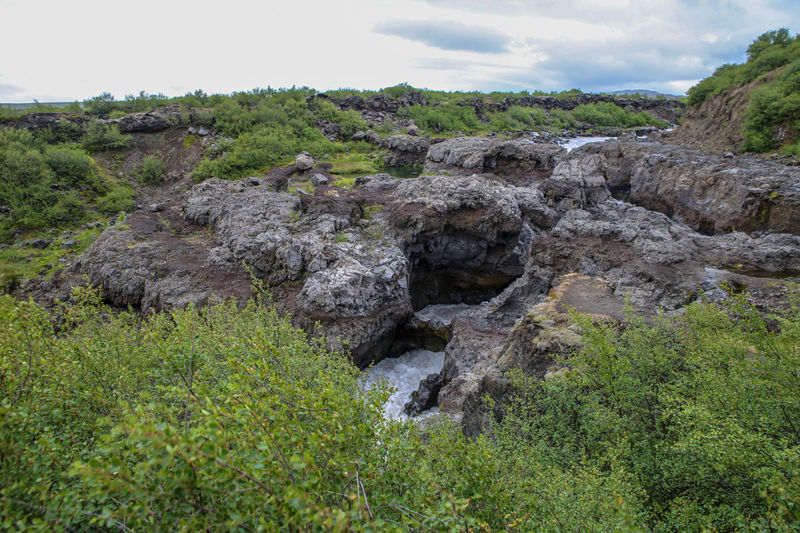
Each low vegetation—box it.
[0,129,116,243]
[134,155,167,185]
[687,28,800,154]
[1,284,798,530]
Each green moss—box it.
[362,204,382,219]
[183,134,198,148]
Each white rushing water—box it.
[560,136,615,152]
[362,349,445,419]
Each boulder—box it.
[118,111,169,133]
[310,173,329,186]
[403,373,444,416]
[295,152,314,170]
[380,134,430,166]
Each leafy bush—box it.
[96,184,136,213]
[571,102,665,128]
[193,123,336,181]
[743,58,800,151]
[0,130,108,241]
[310,99,369,139]
[43,146,100,188]
[398,103,481,134]
[688,30,800,107]
[81,120,130,152]
[135,154,167,185]
[494,297,800,531]
[0,286,650,531]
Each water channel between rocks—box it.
[361,303,477,419]
[560,136,615,151]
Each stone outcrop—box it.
[566,139,800,235]
[380,134,430,166]
[117,111,169,133]
[77,173,557,368]
[424,137,565,186]
[0,112,88,132]
[435,196,800,434]
[69,129,799,433]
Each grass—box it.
[183,134,198,148]
[329,153,379,175]
[362,204,382,219]
[331,176,357,189]
[0,225,104,292]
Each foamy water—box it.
[362,349,445,419]
[560,136,615,152]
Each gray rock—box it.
[403,373,444,416]
[27,238,52,249]
[118,111,168,133]
[424,137,565,186]
[571,139,800,234]
[295,152,314,170]
[380,135,430,166]
[310,173,329,186]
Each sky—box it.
[1,0,798,102]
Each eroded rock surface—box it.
[381,134,430,166]
[78,173,556,367]
[72,133,800,432]
[568,139,800,234]
[424,137,565,185]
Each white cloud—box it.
[0,0,797,101]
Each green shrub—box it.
[310,99,369,139]
[571,102,665,128]
[135,155,167,185]
[493,297,800,531]
[398,103,481,134]
[743,58,800,152]
[0,130,106,240]
[81,120,130,152]
[687,29,800,107]
[96,184,136,213]
[43,146,98,187]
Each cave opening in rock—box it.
[404,231,525,311]
[358,230,528,418]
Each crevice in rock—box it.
[405,231,526,311]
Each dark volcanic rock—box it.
[117,111,169,133]
[424,137,565,186]
[381,134,430,166]
[437,197,800,434]
[460,93,684,125]
[77,172,555,367]
[567,139,800,235]
[403,373,444,416]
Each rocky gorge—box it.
[50,123,799,434]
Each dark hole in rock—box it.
[608,181,631,202]
[405,232,525,311]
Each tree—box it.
[747,28,793,60]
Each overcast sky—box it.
[1,0,798,102]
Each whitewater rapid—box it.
[362,349,445,419]
[560,136,615,152]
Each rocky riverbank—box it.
[34,129,793,434]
